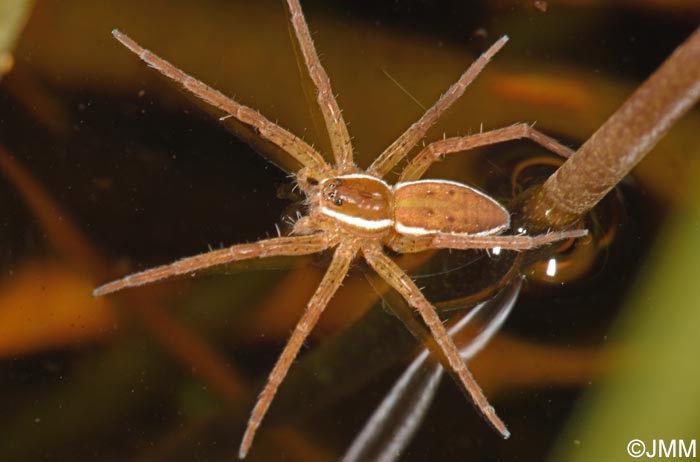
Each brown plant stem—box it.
[523,26,700,230]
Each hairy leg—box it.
[362,242,510,438]
[239,238,360,458]
[340,277,523,462]
[388,229,588,254]
[399,123,575,182]
[285,0,354,172]
[368,36,508,178]
[112,30,328,173]
[94,233,336,296]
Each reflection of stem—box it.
[524,27,700,229]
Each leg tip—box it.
[572,228,589,238]
[93,281,120,297]
[92,285,109,297]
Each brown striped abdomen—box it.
[393,180,509,236]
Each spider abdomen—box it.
[393,180,510,236]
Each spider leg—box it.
[362,241,510,439]
[285,0,355,172]
[93,233,336,296]
[389,229,588,254]
[112,30,329,173]
[399,123,575,182]
[340,277,523,462]
[368,36,508,178]
[239,238,360,459]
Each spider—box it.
[95,0,587,458]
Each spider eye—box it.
[334,198,343,206]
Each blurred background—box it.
[1,0,699,461]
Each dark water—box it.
[0,1,697,461]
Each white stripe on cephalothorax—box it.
[337,173,389,182]
[321,206,393,230]
[322,173,391,186]
[394,221,509,237]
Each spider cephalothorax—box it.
[316,175,393,237]
[95,1,586,458]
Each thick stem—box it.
[523,27,700,230]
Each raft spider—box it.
[95,0,587,458]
